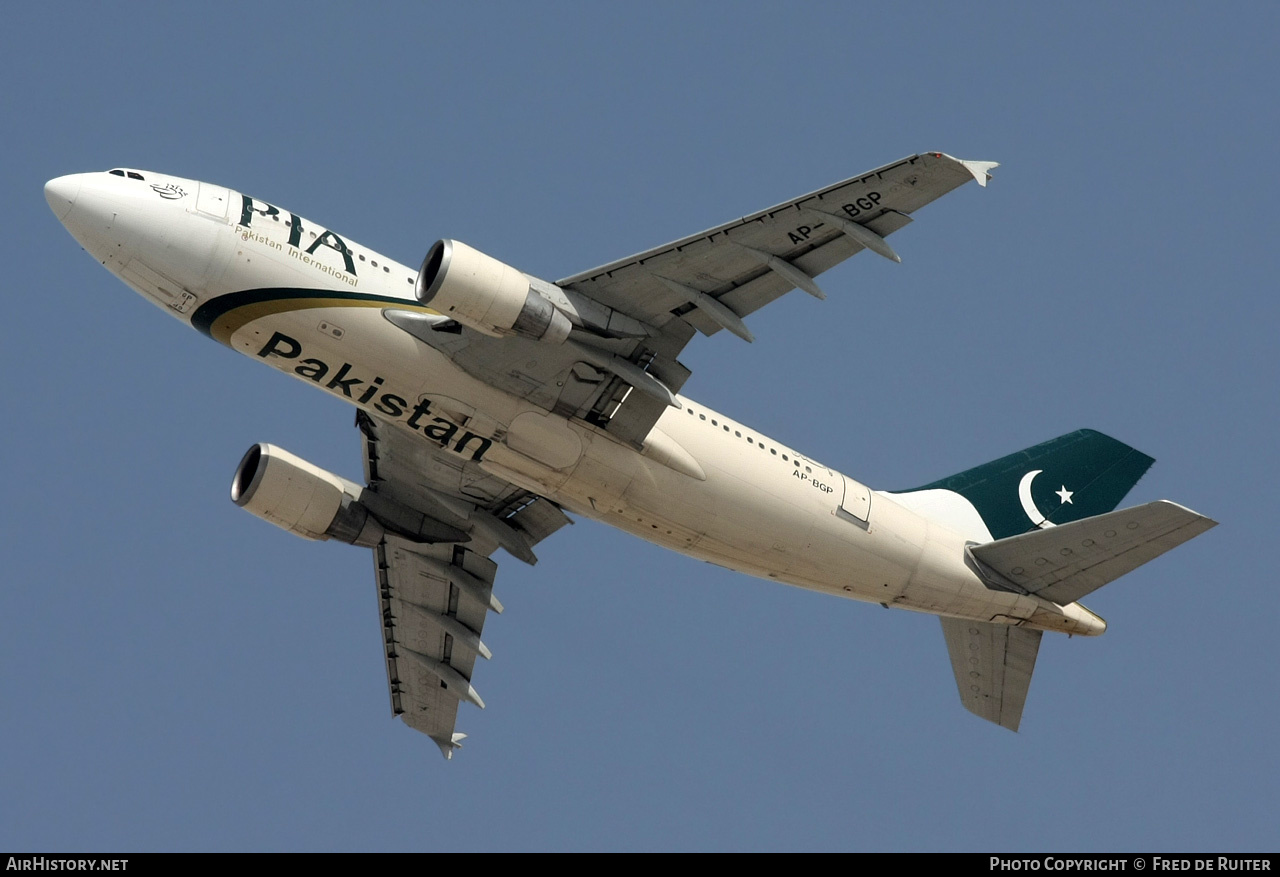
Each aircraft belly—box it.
[223,305,539,477]
[622,408,899,595]
[208,233,1057,631]
[229,307,433,391]
[889,517,1036,624]
[218,300,1037,627]
[204,222,853,584]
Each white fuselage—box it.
[46,169,1103,637]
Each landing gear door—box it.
[838,475,871,524]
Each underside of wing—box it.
[358,413,572,757]
[385,304,694,448]
[557,152,996,337]
[939,618,1042,732]
[375,536,497,758]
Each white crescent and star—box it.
[1018,470,1074,529]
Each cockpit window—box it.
[109,169,125,177]
[127,171,144,181]
[108,169,146,180]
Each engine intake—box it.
[416,239,571,344]
[232,443,385,546]
[231,444,471,547]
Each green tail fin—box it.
[904,429,1155,541]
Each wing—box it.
[557,152,996,333]
[358,412,572,757]
[939,618,1042,732]
[392,152,995,446]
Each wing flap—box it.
[970,500,1217,606]
[505,494,573,545]
[940,618,1042,732]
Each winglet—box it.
[937,153,999,187]
[432,732,467,760]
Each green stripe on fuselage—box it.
[191,288,434,346]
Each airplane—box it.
[44,153,1216,758]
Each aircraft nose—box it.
[45,174,82,221]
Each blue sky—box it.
[3,2,1276,852]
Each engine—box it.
[231,443,385,546]
[231,444,472,547]
[416,239,572,344]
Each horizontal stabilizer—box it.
[940,618,1041,732]
[970,500,1217,606]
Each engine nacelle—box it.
[231,443,385,546]
[416,239,572,344]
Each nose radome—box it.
[45,175,82,221]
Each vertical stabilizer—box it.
[903,429,1155,541]
[940,619,1042,732]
